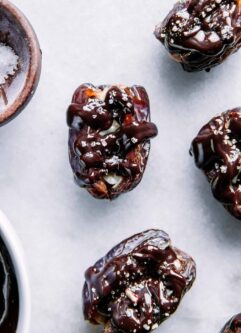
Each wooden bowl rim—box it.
[0,0,42,125]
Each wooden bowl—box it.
[0,0,41,125]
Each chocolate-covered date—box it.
[155,0,241,72]
[220,314,241,333]
[67,84,158,200]
[190,108,241,219]
[83,229,196,333]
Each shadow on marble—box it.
[64,158,145,220]
[193,169,241,245]
[155,50,237,104]
[161,61,206,91]
[83,323,101,333]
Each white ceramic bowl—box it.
[0,210,30,333]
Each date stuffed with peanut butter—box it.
[155,0,241,72]
[83,229,196,333]
[67,84,158,199]
[190,108,241,220]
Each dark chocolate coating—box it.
[83,229,196,333]
[220,314,241,333]
[155,0,241,72]
[67,84,158,200]
[190,108,241,219]
[0,236,19,332]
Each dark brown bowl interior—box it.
[0,0,41,125]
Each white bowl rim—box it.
[0,210,31,333]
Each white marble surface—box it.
[1,0,241,332]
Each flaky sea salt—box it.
[0,43,19,85]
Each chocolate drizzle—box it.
[83,229,196,333]
[155,0,241,72]
[67,84,158,199]
[190,108,241,219]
